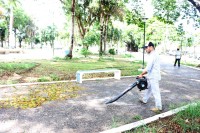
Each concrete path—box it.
[0,55,200,133]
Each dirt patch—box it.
[9,73,22,80]
[0,70,116,84]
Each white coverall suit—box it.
[142,51,162,110]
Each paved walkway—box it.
[0,55,200,133]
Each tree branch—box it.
[59,0,66,5]
[188,0,200,13]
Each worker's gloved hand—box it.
[137,74,143,79]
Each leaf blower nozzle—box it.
[105,77,148,104]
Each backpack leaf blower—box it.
[105,77,148,104]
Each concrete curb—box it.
[0,80,76,88]
[100,103,197,133]
[182,64,200,71]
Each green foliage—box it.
[111,116,120,128]
[180,0,200,28]
[127,101,200,133]
[50,74,60,81]
[133,115,142,120]
[177,24,185,36]
[40,25,58,47]
[13,7,36,47]
[123,54,132,58]
[152,0,180,24]
[37,76,51,82]
[33,32,41,45]
[53,57,66,61]
[187,37,193,47]
[82,26,100,48]
[0,1,35,47]
[80,48,91,57]
[124,30,139,52]
[37,74,60,82]
[13,7,31,30]
[108,48,115,55]
[107,25,123,43]
[173,102,200,132]
[121,24,142,49]
[124,0,146,28]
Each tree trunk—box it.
[99,1,104,56]
[67,0,75,59]
[100,13,104,56]
[9,5,14,48]
[19,38,22,48]
[76,18,84,39]
[0,40,3,47]
[13,28,16,48]
[0,28,5,48]
[188,0,200,13]
[103,15,109,53]
[76,16,85,39]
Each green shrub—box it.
[109,49,115,55]
[37,76,51,82]
[53,57,65,61]
[80,48,91,57]
[50,74,60,81]
[123,54,132,58]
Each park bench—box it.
[0,48,23,54]
[0,48,9,54]
[76,69,121,83]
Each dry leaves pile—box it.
[0,83,84,109]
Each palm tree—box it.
[1,0,20,48]
[8,0,20,48]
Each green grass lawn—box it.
[0,57,143,84]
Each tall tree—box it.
[60,0,76,59]
[69,0,75,59]
[75,0,98,39]
[0,2,7,47]
[13,7,33,48]
[60,0,126,57]
[99,0,125,55]
[7,0,20,48]
[99,0,104,56]
[0,0,22,48]
[153,0,180,24]
[180,0,200,28]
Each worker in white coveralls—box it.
[174,48,181,67]
[138,42,162,112]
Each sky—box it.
[20,0,66,30]
[19,0,199,35]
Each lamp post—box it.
[142,18,148,69]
